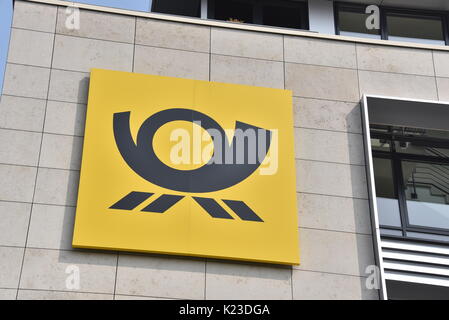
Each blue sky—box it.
[0,0,12,96]
[60,0,151,12]
[0,0,151,96]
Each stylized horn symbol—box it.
[110,108,271,222]
[113,108,271,193]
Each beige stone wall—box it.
[2,0,447,300]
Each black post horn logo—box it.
[109,108,272,222]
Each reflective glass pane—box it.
[395,141,449,158]
[402,161,449,230]
[372,125,449,159]
[380,228,403,237]
[387,14,445,45]
[152,0,201,17]
[373,157,401,227]
[393,126,449,159]
[262,5,302,29]
[395,141,449,159]
[377,197,402,227]
[338,10,380,37]
[406,231,449,243]
[213,0,253,23]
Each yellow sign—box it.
[73,69,299,265]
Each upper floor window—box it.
[208,0,309,30]
[386,10,446,45]
[336,3,381,39]
[372,125,449,244]
[152,0,201,18]
[335,2,449,46]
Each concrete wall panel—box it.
[9,1,449,300]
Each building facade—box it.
[1,0,449,300]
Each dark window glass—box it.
[402,161,449,230]
[337,8,380,38]
[386,280,449,300]
[336,3,448,46]
[210,0,308,29]
[384,127,449,159]
[152,0,201,18]
[262,5,303,29]
[406,231,449,242]
[213,0,253,23]
[395,140,449,158]
[372,123,449,241]
[387,14,445,45]
[373,157,402,227]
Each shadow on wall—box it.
[78,76,90,104]
[59,76,88,259]
[347,102,379,300]
[347,103,372,234]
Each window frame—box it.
[372,131,449,243]
[334,1,449,46]
[334,1,382,38]
[383,6,449,45]
[207,0,309,30]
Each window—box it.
[373,157,402,228]
[336,3,381,39]
[402,161,449,230]
[335,2,449,46]
[371,125,449,243]
[386,11,446,45]
[261,3,306,29]
[152,0,201,18]
[208,0,309,30]
[213,0,253,23]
